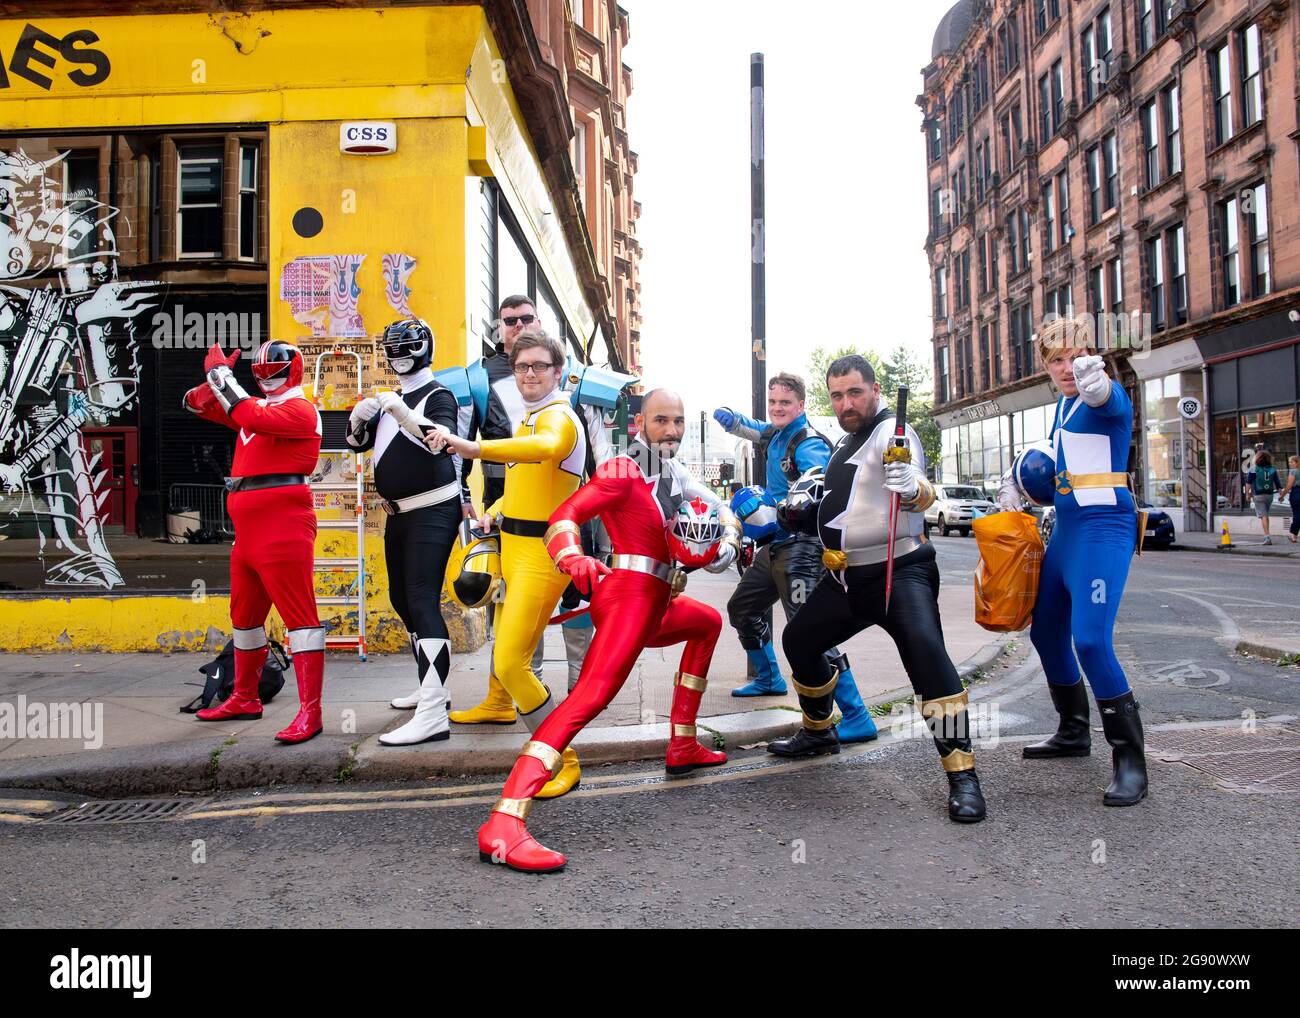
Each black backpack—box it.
[180,639,289,713]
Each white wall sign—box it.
[340,122,397,155]
[1178,396,1203,420]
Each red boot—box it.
[665,670,726,774]
[276,649,323,744]
[196,645,266,722]
[477,753,565,873]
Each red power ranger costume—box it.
[184,342,326,744]
[477,438,741,873]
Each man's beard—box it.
[651,438,679,459]
[837,409,866,434]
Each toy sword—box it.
[883,385,910,612]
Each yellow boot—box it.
[535,747,581,798]
[449,672,518,725]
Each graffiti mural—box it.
[0,149,162,588]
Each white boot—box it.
[380,638,451,745]
[390,633,422,709]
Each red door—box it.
[82,427,139,534]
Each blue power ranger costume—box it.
[715,406,876,743]
[1002,367,1148,806]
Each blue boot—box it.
[732,643,788,697]
[832,666,878,743]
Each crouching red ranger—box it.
[184,341,326,744]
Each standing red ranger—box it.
[183,341,326,744]
[477,388,741,873]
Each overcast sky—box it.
[622,0,956,419]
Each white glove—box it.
[375,390,404,415]
[348,397,381,429]
[883,460,919,501]
[997,470,1021,512]
[1073,355,1111,408]
[707,539,738,573]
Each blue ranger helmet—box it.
[730,485,781,545]
[1012,439,1057,506]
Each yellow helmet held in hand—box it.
[445,519,503,609]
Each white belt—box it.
[609,554,672,583]
[381,480,461,515]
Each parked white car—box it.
[924,484,997,537]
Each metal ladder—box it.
[310,348,367,661]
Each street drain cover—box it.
[42,798,212,825]
[1148,724,1300,794]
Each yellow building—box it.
[0,1,640,651]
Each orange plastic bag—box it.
[972,511,1044,632]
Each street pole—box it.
[700,409,707,467]
[751,52,766,479]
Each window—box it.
[1211,43,1234,145]
[999,106,1019,169]
[1037,73,1051,142]
[974,138,989,203]
[948,87,965,142]
[574,120,588,192]
[1146,235,1166,331]
[1103,133,1118,212]
[1247,182,1270,298]
[1056,169,1071,247]
[1087,144,1102,224]
[238,143,258,260]
[958,248,971,310]
[1163,83,1181,176]
[1169,224,1187,325]
[1010,302,1034,379]
[498,210,532,299]
[1080,7,1112,104]
[1221,195,1240,308]
[971,53,990,113]
[979,324,990,390]
[977,234,988,295]
[177,144,223,258]
[935,264,948,320]
[931,186,946,231]
[992,319,1002,385]
[997,18,1020,78]
[1241,24,1262,128]
[1139,0,1156,53]
[951,165,967,223]
[961,332,975,395]
[1141,100,1160,189]
[1043,182,1057,253]
[1051,60,1064,133]
[1106,256,1123,317]
[938,345,951,403]
[929,122,943,163]
[1045,282,1073,319]
[1035,0,1060,36]
[1007,210,1021,275]
[60,149,98,262]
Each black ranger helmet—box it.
[381,318,434,375]
[776,468,825,537]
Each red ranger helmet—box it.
[667,496,723,568]
[251,341,305,394]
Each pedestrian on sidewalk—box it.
[1246,451,1282,545]
[1283,455,1300,544]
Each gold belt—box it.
[1055,470,1128,494]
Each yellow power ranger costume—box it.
[449,392,586,797]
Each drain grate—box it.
[42,798,212,825]
[1149,725,1300,794]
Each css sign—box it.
[340,121,397,155]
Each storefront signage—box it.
[962,400,1002,421]
[1178,396,1202,421]
[340,121,396,155]
[0,24,110,90]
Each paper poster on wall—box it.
[279,256,332,336]
[381,253,417,319]
[329,254,366,337]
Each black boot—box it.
[768,726,840,758]
[1023,681,1091,758]
[922,690,986,823]
[946,769,986,823]
[1097,691,1148,806]
[770,673,842,758]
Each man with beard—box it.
[772,354,986,823]
[474,388,740,873]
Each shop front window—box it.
[1143,375,1184,507]
[1213,414,1242,511]
[1240,408,1298,505]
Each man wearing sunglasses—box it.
[427,332,588,798]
